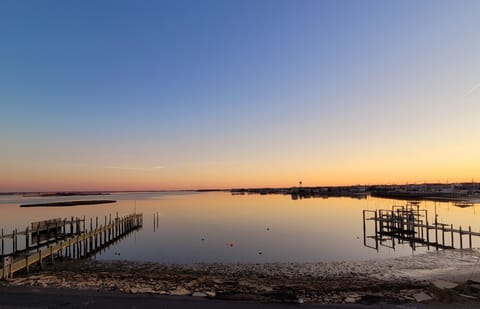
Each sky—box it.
[1,0,480,191]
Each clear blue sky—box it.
[1,0,479,191]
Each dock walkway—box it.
[1,213,143,279]
[363,202,479,251]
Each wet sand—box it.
[6,249,480,305]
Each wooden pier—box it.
[363,202,479,252]
[0,213,143,279]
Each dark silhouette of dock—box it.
[1,213,143,279]
[363,202,479,251]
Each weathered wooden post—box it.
[116,212,119,238]
[426,216,430,249]
[104,216,107,244]
[8,257,13,279]
[379,210,383,234]
[95,216,99,249]
[2,254,10,279]
[83,228,87,256]
[25,228,30,272]
[442,224,445,247]
[54,221,58,241]
[460,226,463,249]
[71,238,75,258]
[2,256,13,279]
[36,227,40,251]
[469,226,472,249]
[38,250,43,270]
[74,236,78,258]
[25,252,29,274]
[90,218,93,252]
[1,228,4,258]
[451,224,454,248]
[420,219,424,240]
[374,210,379,250]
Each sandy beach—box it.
[5,249,480,305]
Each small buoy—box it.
[201,238,205,241]
[229,243,234,247]
[258,251,263,255]
[266,228,270,231]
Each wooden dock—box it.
[1,213,143,279]
[363,202,479,252]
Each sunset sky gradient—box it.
[1,0,479,191]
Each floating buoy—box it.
[258,251,263,255]
[229,243,234,247]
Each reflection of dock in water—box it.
[363,202,480,252]
[1,213,143,279]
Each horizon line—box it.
[2,181,479,194]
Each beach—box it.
[5,249,480,305]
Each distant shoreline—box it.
[20,200,117,207]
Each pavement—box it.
[0,287,479,309]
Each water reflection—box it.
[0,192,479,263]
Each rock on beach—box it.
[6,249,480,304]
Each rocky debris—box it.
[170,287,191,296]
[5,250,480,305]
[413,292,433,302]
[205,291,216,297]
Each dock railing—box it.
[0,213,143,279]
[363,203,479,252]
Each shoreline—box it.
[6,249,480,304]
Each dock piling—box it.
[0,213,146,279]
[363,205,479,252]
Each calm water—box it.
[1,191,479,263]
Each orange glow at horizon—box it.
[2,157,479,192]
